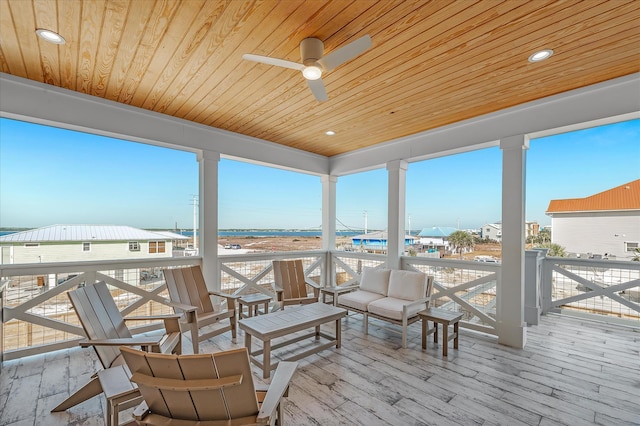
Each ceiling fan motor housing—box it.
[301,38,324,67]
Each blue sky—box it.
[1,117,638,230]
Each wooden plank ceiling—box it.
[1,0,639,157]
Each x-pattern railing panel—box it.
[547,259,640,324]
[1,258,199,360]
[403,257,499,335]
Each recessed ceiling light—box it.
[528,49,553,63]
[36,28,66,44]
[325,130,336,136]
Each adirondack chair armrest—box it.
[79,337,163,348]
[124,314,182,321]
[208,291,240,299]
[273,286,284,302]
[256,361,297,424]
[123,314,183,332]
[163,300,198,313]
[208,291,240,310]
[307,280,321,289]
[132,401,150,421]
[306,280,321,298]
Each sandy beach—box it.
[217,235,352,253]
[215,235,502,259]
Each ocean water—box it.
[0,230,363,238]
[182,230,362,237]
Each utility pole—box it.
[363,210,368,234]
[193,195,198,250]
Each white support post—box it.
[499,135,528,348]
[386,160,408,269]
[198,149,220,291]
[321,175,337,287]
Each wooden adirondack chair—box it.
[272,259,320,309]
[52,281,182,413]
[162,265,238,354]
[121,346,297,425]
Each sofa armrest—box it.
[401,296,430,318]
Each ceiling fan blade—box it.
[242,54,303,71]
[307,78,328,102]
[318,35,372,71]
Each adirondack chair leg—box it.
[51,376,102,412]
[231,314,237,343]
[189,322,199,354]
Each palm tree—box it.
[448,230,474,259]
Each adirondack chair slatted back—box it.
[68,282,131,369]
[121,346,259,422]
[164,265,214,315]
[273,259,307,301]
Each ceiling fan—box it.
[242,35,372,102]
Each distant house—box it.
[480,221,539,241]
[481,223,502,242]
[417,227,457,253]
[525,221,540,239]
[0,225,187,265]
[546,179,640,259]
[350,231,415,253]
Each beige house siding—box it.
[5,240,173,264]
[551,211,640,259]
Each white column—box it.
[499,135,528,348]
[386,160,408,269]
[198,149,220,291]
[321,175,337,286]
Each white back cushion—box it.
[359,267,391,295]
[387,270,427,301]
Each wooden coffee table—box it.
[239,303,347,378]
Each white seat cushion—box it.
[338,290,385,312]
[359,267,391,295]
[387,270,427,301]
[368,296,427,320]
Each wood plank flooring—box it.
[1,312,638,425]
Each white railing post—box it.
[541,253,554,314]
[524,250,543,325]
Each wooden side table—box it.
[418,308,464,357]
[238,293,272,318]
[320,285,358,306]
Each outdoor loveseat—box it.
[336,267,434,348]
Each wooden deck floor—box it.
[1,312,638,425]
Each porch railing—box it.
[218,250,326,301]
[3,248,638,363]
[540,255,640,326]
[0,257,200,361]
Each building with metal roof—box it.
[0,225,185,264]
[546,180,640,259]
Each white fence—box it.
[0,257,200,361]
[541,256,640,326]
[2,249,639,362]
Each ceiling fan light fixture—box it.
[528,49,553,62]
[302,65,322,80]
[36,28,65,44]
